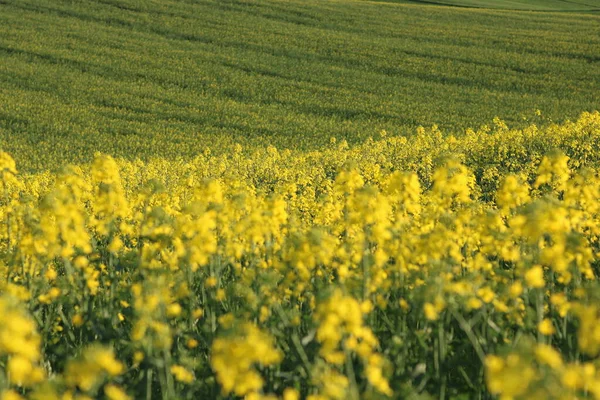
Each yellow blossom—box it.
[538,319,555,336]
[525,266,545,289]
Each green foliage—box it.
[389,0,600,11]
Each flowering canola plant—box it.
[1,112,600,399]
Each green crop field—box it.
[0,0,599,171]
[385,0,600,11]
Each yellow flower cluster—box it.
[0,295,45,389]
[486,338,600,400]
[211,323,282,398]
[314,289,392,398]
[0,112,599,398]
[64,346,125,394]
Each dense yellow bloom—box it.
[574,304,600,357]
[104,384,131,400]
[509,282,524,298]
[497,175,530,212]
[64,346,124,392]
[424,296,446,321]
[525,266,545,289]
[0,152,18,184]
[314,290,392,396]
[0,113,599,399]
[171,365,194,384]
[424,303,439,320]
[534,151,570,191]
[211,323,282,397]
[283,388,300,400]
[485,353,535,398]
[0,390,24,400]
[7,355,45,386]
[0,295,42,365]
[535,344,563,369]
[538,319,556,336]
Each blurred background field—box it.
[0,0,599,171]
[382,0,600,11]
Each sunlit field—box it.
[383,0,600,11]
[1,1,600,399]
[1,0,599,171]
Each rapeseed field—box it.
[2,112,600,399]
[2,0,600,399]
